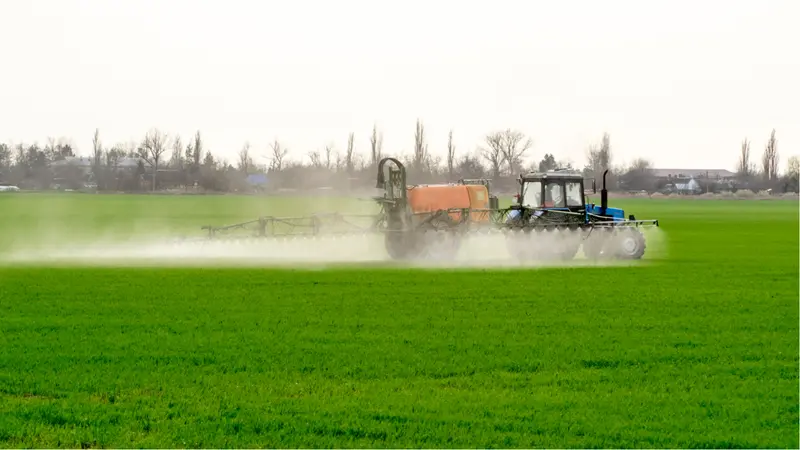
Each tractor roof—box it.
[521,170,584,181]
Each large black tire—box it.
[612,228,646,260]
[384,231,421,260]
[553,228,581,261]
[582,229,611,260]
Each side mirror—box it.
[592,179,597,193]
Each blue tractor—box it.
[502,169,659,261]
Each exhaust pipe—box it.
[600,169,609,215]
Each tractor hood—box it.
[586,204,625,220]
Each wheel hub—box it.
[621,234,638,254]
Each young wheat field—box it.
[0,193,797,448]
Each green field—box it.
[0,193,797,448]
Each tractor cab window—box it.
[544,182,565,207]
[521,181,542,207]
[565,181,584,207]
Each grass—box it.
[0,192,797,448]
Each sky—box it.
[1,0,798,172]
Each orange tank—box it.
[406,184,491,223]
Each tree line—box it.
[0,121,797,194]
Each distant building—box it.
[651,168,736,181]
[671,178,703,194]
[650,168,737,195]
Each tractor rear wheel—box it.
[582,228,611,260]
[553,228,581,261]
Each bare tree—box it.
[0,143,11,169]
[104,146,124,190]
[500,129,532,175]
[586,132,612,176]
[446,129,456,178]
[324,143,334,170]
[170,136,183,169]
[92,128,103,172]
[193,131,203,168]
[480,132,504,178]
[370,124,383,166]
[413,119,429,173]
[334,150,345,172]
[600,132,611,170]
[184,142,194,169]
[377,131,383,163]
[787,156,799,185]
[630,158,653,172]
[138,128,169,191]
[307,149,324,168]
[13,143,25,168]
[268,139,288,172]
[761,129,779,180]
[737,138,754,178]
[345,132,355,173]
[105,146,123,168]
[480,129,532,177]
[238,141,253,174]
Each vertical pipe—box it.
[600,169,609,215]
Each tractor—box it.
[502,168,659,261]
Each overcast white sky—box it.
[1,0,798,171]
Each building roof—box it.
[651,168,736,179]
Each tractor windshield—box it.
[521,181,542,207]
[544,182,565,207]
[565,181,584,206]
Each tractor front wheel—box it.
[613,228,646,260]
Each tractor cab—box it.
[515,170,586,212]
[512,168,629,222]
